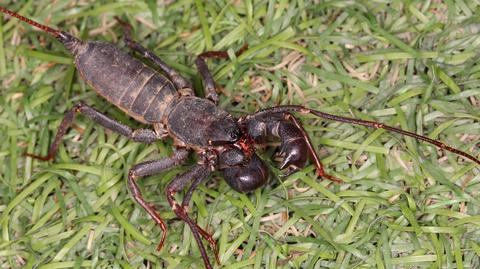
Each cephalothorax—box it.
[2,7,479,269]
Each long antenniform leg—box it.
[25,102,162,161]
[128,149,190,251]
[247,106,480,166]
[165,165,218,269]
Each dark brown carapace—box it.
[1,6,479,269]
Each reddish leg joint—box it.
[128,171,168,251]
[166,190,219,266]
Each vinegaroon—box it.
[1,6,479,269]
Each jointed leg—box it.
[25,102,162,161]
[128,149,189,251]
[180,172,220,264]
[247,105,480,166]
[165,165,217,269]
[285,113,342,183]
[115,17,193,91]
[195,44,248,104]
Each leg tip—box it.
[23,152,53,161]
[156,237,166,252]
[317,170,342,184]
[155,225,168,252]
[214,250,221,265]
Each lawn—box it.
[0,1,479,268]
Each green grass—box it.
[1,0,480,268]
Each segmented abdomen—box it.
[75,42,177,123]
